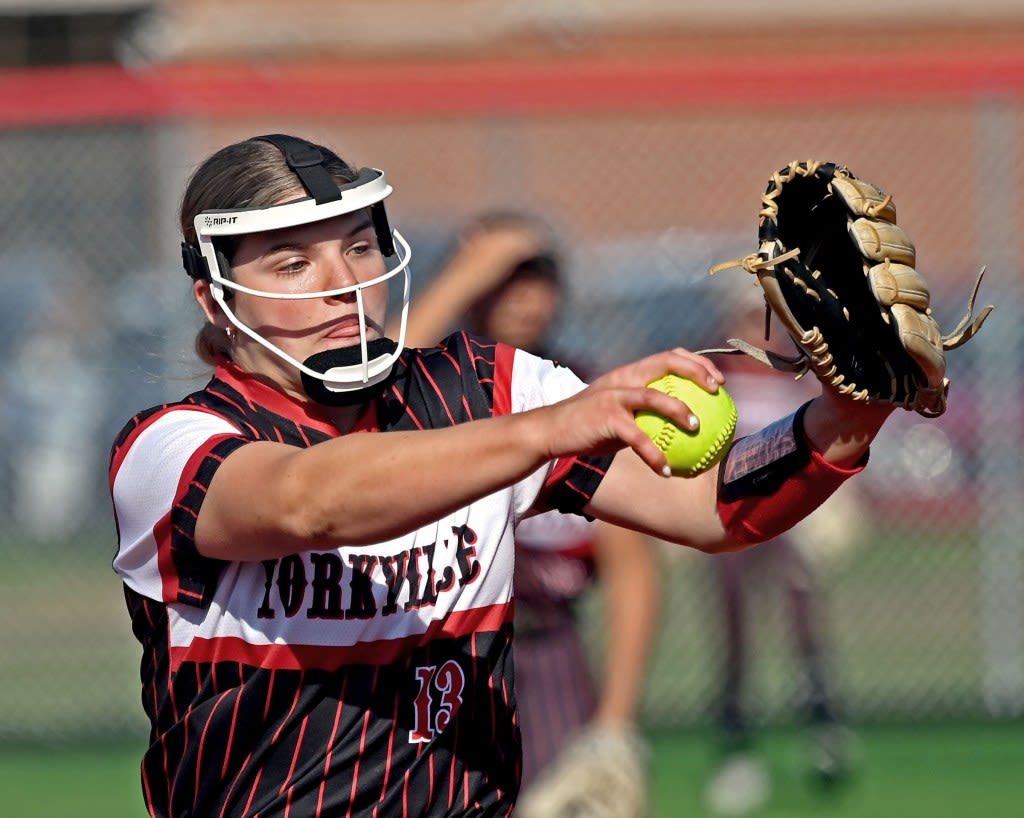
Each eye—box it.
[278,257,307,275]
[348,241,374,257]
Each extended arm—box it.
[196,348,722,561]
[591,523,660,726]
[586,384,893,553]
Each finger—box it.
[616,387,702,476]
[599,349,724,393]
[616,419,674,478]
[663,348,726,390]
[628,384,696,423]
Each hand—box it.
[538,348,725,476]
[396,217,551,346]
[449,220,549,300]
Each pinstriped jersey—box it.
[109,332,612,818]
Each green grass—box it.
[649,721,1024,818]
[2,722,1022,817]
[0,741,147,818]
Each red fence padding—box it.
[2,47,1024,127]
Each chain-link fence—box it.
[1,50,1022,742]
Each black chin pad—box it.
[300,339,398,406]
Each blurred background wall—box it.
[0,0,1022,742]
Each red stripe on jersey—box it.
[272,677,303,747]
[153,512,178,603]
[447,742,458,813]
[169,602,513,671]
[110,404,241,487]
[218,748,253,818]
[141,765,158,818]
[376,672,403,815]
[430,750,438,809]
[499,671,515,802]
[194,689,233,810]
[491,344,516,417]
[319,676,347,816]
[109,404,178,486]
[216,361,344,437]
[240,769,262,817]
[154,433,239,604]
[347,694,374,817]
[387,378,426,429]
[438,347,464,375]
[282,713,310,798]
[222,687,243,779]
[413,356,459,425]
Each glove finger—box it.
[890,304,946,388]
[868,261,932,312]
[849,218,915,265]
[831,174,898,222]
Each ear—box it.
[193,279,230,329]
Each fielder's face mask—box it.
[181,134,412,405]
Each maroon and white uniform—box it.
[511,511,600,788]
[109,332,613,818]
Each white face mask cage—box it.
[191,167,413,395]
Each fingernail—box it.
[662,465,672,478]
[707,376,718,389]
[688,413,699,429]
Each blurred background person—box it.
[392,210,660,816]
[702,286,863,816]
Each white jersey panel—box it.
[509,348,590,521]
[112,410,240,599]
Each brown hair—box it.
[180,136,358,365]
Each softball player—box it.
[110,134,894,817]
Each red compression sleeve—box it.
[716,402,867,547]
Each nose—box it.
[324,251,359,301]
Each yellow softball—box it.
[635,374,738,477]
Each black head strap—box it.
[255,134,342,205]
[181,241,234,299]
[254,134,395,257]
[181,240,208,281]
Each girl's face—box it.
[479,275,560,353]
[217,208,390,398]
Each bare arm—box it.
[197,416,552,561]
[586,383,894,552]
[389,220,547,346]
[591,524,661,726]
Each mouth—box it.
[324,316,378,344]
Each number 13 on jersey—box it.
[410,661,466,743]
